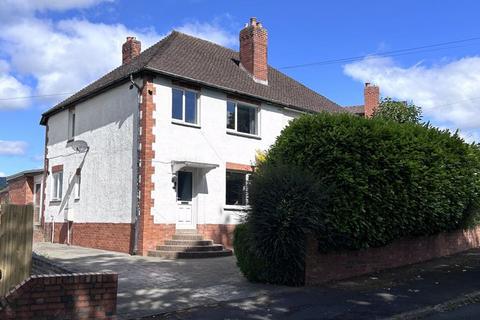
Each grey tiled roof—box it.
[345,105,365,115]
[41,31,345,124]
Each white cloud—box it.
[0,140,27,156]
[176,21,237,48]
[344,56,480,140]
[0,172,5,177]
[0,1,236,109]
[0,0,112,15]
[1,18,159,99]
[0,60,32,109]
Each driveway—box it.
[34,243,480,319]
[33,243,290,319]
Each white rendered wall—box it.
[44,82,138,224]
[151,77,301,226]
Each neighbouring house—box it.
[1,169,44,223]
[40,17,352,257]
[0,186,8,204]
[345,82,380,117]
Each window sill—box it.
[224,205,250,211]
[171,120,201,129]
[226,130,261,140]
[49,200,61,206]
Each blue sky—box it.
[1,0,480,176]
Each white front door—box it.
[176,171,195,229]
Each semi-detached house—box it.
[40,17,350,257]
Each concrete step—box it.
[172,234,204,241]
[175,229,199,234]
[156,244,224,252]
[148,249,233,259]
[164,239,214,246]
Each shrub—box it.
[233,223,268,283]
[245,164,328,286]
[266,112,480,252]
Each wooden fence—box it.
[0,204,33,296]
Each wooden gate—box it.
[0,204,33,296]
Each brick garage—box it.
[0,273,118,319]
[305,226,480,285]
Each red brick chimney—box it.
[364,82,380,118]
[122,36,141,65]
[239,17,268,84]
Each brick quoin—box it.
[41,123,49,227]
[305,226,480,285]
[136,75,158,255]
[0,273,118,319]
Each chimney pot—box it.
[239,17,268,84]
[122,36,141,65]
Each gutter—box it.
[40,65,347,125]
[142,66,321,114]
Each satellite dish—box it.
[69,140,89,153]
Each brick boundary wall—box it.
[45,222,134,254]
[305,226,480,285]
[0,273,118,319]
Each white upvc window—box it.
[171,87,200,125]
[51,171,63,201]
[226,101,259,136]
[68,107,76,140]
[74,171,81,200]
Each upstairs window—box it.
[172,88,199,125]
[226,171,250,206]
[68,108,76,140]
[51,171,63,201]
[226,101,258,135]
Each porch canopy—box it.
[171,161,219,173]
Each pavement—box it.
[34,243,480,320]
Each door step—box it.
[164,239,214,246]
[175,229,199,234]
[148,231,232,259]
[172,234,204,241]
[156,244,224,252]
[148,249,232,259]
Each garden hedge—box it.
[234,112,480,285]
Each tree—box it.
[372,97,422,124]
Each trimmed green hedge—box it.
[267,112,480,251]
[234,112,480,285]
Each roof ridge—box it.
[171,30,238,54]
[141,31,179,67]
